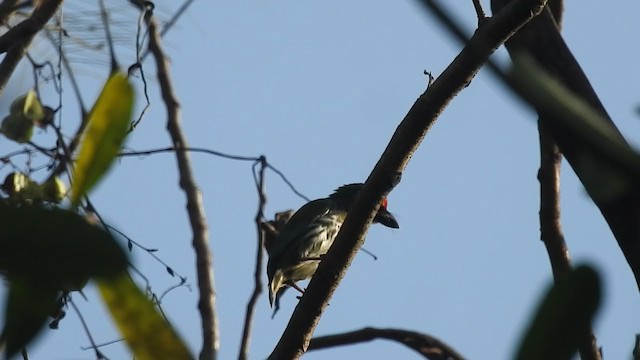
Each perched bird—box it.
[267,183,399,307]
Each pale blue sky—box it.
[1,1,639,359]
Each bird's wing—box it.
[268,198,331,259]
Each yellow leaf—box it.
[98,273,193,360]
[71,72,134,206]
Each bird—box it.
[266,183,399,308]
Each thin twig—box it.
[106,224,188,282]
[119,146,259,162]
[308,327,467,360]
[128,2,152,131]
[141,4,219,359]
[471,0,488,25]
[119,146,311,202]
[137,0,195,62]
[69,298,108,360]
[97,0,118,71]
[43,26,88,116]
[238,156,268,360]
[81,338,124,351]
[266,163,310,202]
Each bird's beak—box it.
[374,209,399,229]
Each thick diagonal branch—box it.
[492,0,640,293]
[0,0,63,95]
[267,1,548,358]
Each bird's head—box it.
[329,183,399,229]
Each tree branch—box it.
[268,1,548,358]
[536,4,601,359]
[238,157,268,360]
[492,0,640,293]
[0,0,63,95]
[143,6,219,360]
[308,327,466,360]
[537,122,571,278]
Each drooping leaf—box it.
[514,265,601,360]
[0,278,59,359]
[98,273,193,360]
[71,71,134,206]
[0,205,128,358]
[511,53,640,201]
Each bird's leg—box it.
[301,253,326,262]
[285,280,306,295]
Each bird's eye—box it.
[380,198,388,209]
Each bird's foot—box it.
[301,254,325,262]
[286,280,306,295]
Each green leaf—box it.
[0,278,59,359]
[98,273,193,360]
[14,89,45,121]
[514,265,601,360]
[1,113,34,143]
[0,205,128,288]
[71,71,134,206]
[0,205,128,357]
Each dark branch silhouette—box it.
[0,0,64,95]
[238,157,268,360]
[308,327,466,360]
[268,0,548,358]
[535,3,601,358]
[491,0,640,293]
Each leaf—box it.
[511,53,640,201]
[71,71,134,206]
[1,113,34,143]
[0,278,59,358]
[98,273,193,360]
[18,89,45,121]
[0,205,129,283]
[514,265,601,360]
[0,205,128,357]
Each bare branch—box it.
[535,4,600,360]
[268,1,548,358]
[308,327,466,360]
[142,5,219,360]
[537,122,571,278]
[490,0,640,292]
[0,1,63,95]
[471,0,488,25]
[238,157,268,360]
[0,0,62,54]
